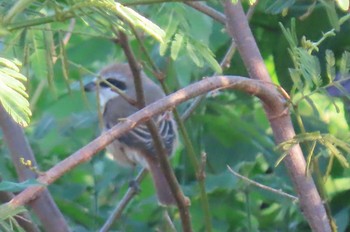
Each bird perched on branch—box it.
[84,63,178,206]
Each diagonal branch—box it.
[5,75,285,212]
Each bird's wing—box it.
[118,113,177,157]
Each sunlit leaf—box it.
[0,58,31,127]
[336,0,350,11]
[186,42,202,67]
[326,50,336,81]
[0,204,27,220]
[113,2,165,43]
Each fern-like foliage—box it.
[0,204,27,232]
[160,6,222,73]
[280,19,350,106]
[279,16,350,175]
[276,132,350,179]
[0,58,31,127]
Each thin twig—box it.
[98,78,138,106]
[117,29,193,232]
[185,2,226,24]
[117,30,146,109]
[246,0,259,20]
[198,152,207,181]
[163,210,177,232]
[99,169,148,232]
[227,166,298,202]
[129,25,206,232]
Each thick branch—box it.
[224,2,271,83]
[6,75,283,209]
[0,104,69,232]
[224,1,331,231]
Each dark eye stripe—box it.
[100,78,126,90]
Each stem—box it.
[99,169,148,232]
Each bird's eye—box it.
[100,78,127,90]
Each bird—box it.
[84,63,178,206]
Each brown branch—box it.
[117,30,146,109]
[224,1,331,231]
[0,104,69,232]
[5,76,284,213]
[117,30,193,232]
[100,169,148,232]
[99,78,138,106]
[185,2,226,24]
[146,119,192,231]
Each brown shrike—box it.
[84,63,177,205]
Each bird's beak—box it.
[84,82,97,92]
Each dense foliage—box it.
[0,0,350,231]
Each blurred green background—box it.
[0,0,350,231]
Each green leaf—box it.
[160,11,179,56]
[336,0,349,11]
[186,42,203,67]
[325,49,336,81]
[205,171,238,193]
[199,45,222,74]
[170,33,184,60]
[264,0,296,14]
[113,2,165,43]
[187,37,222,73]
[0,179,44,192]
[320,0,340,31]
[297,48,322,87]
[0,205,27,220]
[0,58,31,127]
[279,19,298,49]
[339,51,350,76]
[30,30,48,80]
[43,24,55,93]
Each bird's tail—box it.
[147,160,176,206]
